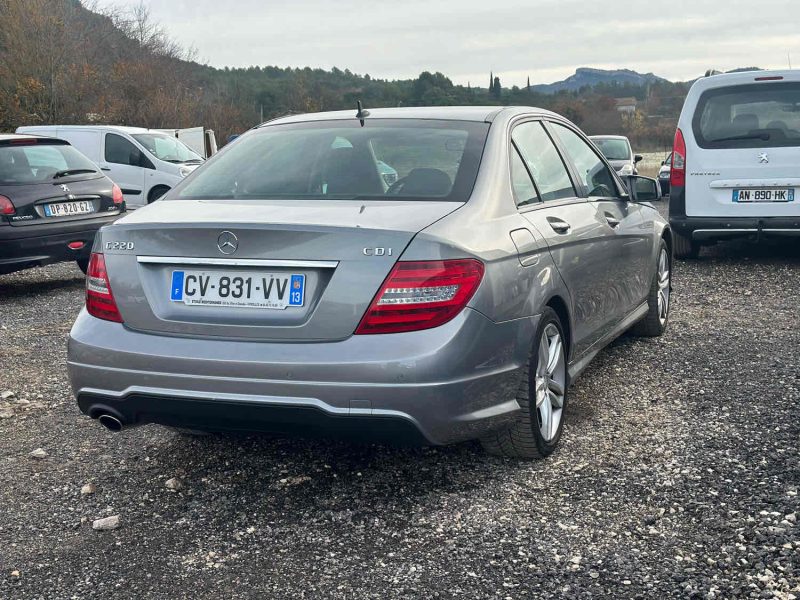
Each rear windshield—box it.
[174,119,489,202]
[693,82,800,149]
[592,138,631,161]
[0,142,99,185]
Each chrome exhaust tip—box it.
[97,413,124,432]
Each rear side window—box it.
[175,119,489,202]
[511,122,575,202]
[510,148,540,207]
[693,82,800,149]
[550,123,620,198]
[0,143,98,184]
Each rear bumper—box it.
[0,214,120,273]
[669,186,800,242]
[670,215,800,242]
[67,308,538,445]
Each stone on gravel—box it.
[28,448,47,460]
[92,515,120,531]
[0,406,13,419]
[81,483,96,496]
[0,390,15,401]
[165,477,183,491]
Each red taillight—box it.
[86,253,123,323]
[0,195,15,216]
[111,184,124,206]
[670,128,686,188]
[355,259,484,335]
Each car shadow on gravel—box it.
[0,273,85,299]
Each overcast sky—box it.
[96,0,800,86]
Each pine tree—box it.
[526,76,531,92]
[492,76,502,99]
[489,71,494,94]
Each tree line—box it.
[0,0,689,149]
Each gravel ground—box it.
[1,220,798,599]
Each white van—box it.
[14,125,204,208]
[670,70,800,258]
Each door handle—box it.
[547,218,571,234]
[100,167,111,171]
[604,214,620,228]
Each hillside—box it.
[533,68,668,94]
[0,0,690,148]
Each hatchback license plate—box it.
[169,270,305,309]
[732,188,795,203]
[44,200,95,216]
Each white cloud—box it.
[96,0,800,85]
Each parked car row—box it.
[4,68,798,459]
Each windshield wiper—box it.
[53,168,96,179]
[710,132,771,143]
[182,159,203,164]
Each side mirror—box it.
[625,175,662,202]
[634,154,643,163]
[661,160,666,166]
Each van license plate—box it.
[44,200,95,216]
[169,270,305,309]
[732,189,795,203]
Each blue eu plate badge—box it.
[171,271,185,301]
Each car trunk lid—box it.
[102,199,462,341]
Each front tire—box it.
[631,240,671,337]
[148,186,170,203]
[673,233,699,259]
[481,307,568,459]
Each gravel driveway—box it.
[1,218,798,599]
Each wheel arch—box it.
[147,185,171,203]
[661,227,673,256]
[544,295,572,361]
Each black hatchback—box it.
[0,134,124,275]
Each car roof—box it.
[263,105,561,126]
[0,133,68,145]
[589,135,629,141]
[691,69,800,92]
[17,125,163,135]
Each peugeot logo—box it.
[217,231,238,255]
[758,153,769,164]
[60,184,70,193]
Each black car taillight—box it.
[0,195,15,216]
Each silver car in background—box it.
[590,134,643,177]
[67,106,672,459]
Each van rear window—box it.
[693,82,800,149]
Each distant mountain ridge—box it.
[532,68,669,94]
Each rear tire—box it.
[631,240,671,337]
[673,233,699,259]
[76,257,89,275]
[480,307,567,459]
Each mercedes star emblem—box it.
[217,231,238,255]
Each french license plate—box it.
[169,270,305,309]
[732,189,795,203]
[43,200,95,217]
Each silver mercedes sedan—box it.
[67,106,671,459]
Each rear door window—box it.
[511,122,575,202]
[693,82,800,149]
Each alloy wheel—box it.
[657,248,671,326]
[534,323,566,442]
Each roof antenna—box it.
[356,100,370,127]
